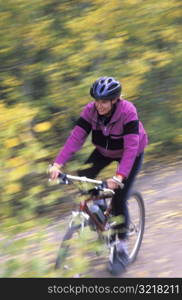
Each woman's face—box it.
[95,98,117,115]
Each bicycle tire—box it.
[127,191,145,264]
[55,223,81,270]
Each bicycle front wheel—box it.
[127,191,145,264]
[55,223,81,270]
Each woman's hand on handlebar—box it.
[106,174,124,190]
[48,163,63,180]
[106,178,119,190]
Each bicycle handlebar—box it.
[61,173,103,185]
[49,172,115,195]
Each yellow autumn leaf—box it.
[168,182,181,188]
[142,189,157,195]
[6,183,22,194]
[8,165,29,181]
[121,76,144,98]
[176,224,182,230]
[160,28,180,42]
[5,138,20,148]
[3,76,22,88]
[157,272,171,277]
[29,186,44,195]
[135,271,150,277]
[155,258,169,264]
[104,37,125,52]
[6,157,26,168]
[173,134,182,144]
[44,63,59,73]
[34,122,52,132]
[0,47,13,55]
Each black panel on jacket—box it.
[92,130,124,150]
[123,120,139,135]
[76,117,92,134]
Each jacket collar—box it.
[92,99,123,124]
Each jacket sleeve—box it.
[117,103,139,178]
[54,104,92,165]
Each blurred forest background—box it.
[0,0,182,277]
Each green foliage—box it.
[0,0,182,277]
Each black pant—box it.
[78,149,144,240]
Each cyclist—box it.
[49,76,148,275]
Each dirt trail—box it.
[87,158,182,278]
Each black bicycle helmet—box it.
[90,76,122,100]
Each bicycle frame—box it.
[57,173,115,232]
[79,195,113,232]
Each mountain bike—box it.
[52,172,145,275]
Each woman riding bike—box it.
[49,76,148,275]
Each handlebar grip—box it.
[100,180,108,189]
[101,180,124,190]
[112,176,124,189]
[58,173,71,184]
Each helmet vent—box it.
[108,83,118,90]
[94,82,98,90]
[100,85,105,93]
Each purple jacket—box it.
[55,99,148,178]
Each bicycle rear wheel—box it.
[127,191,145,264]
